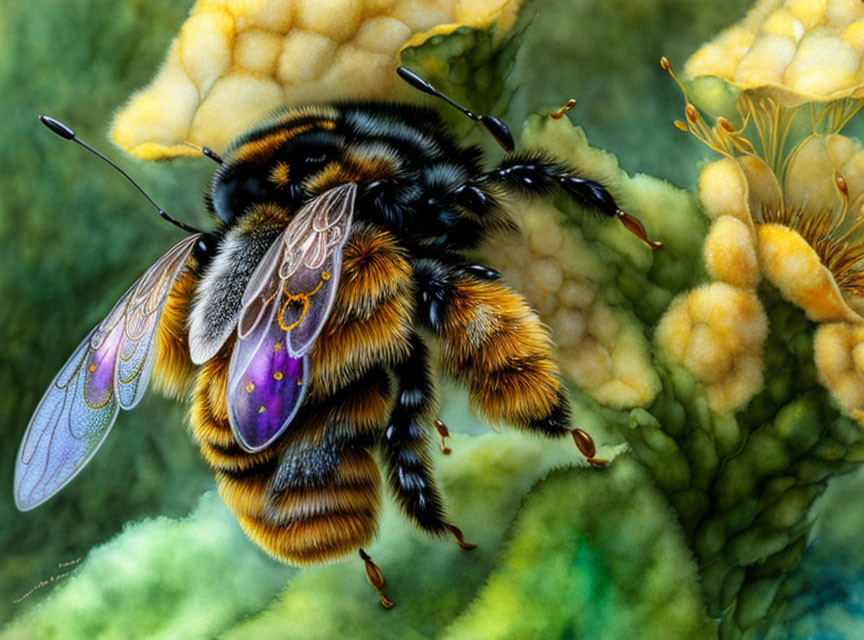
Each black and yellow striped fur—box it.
[154,102,618,568]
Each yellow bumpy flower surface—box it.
[684,0,864,104]
[657,283,768,413]
[815,322,864,423]
[110,0,521,159]
[703,215,759,289]
[487,200,661,409]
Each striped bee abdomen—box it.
[188,223,414,565]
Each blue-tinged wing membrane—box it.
[14,234,200,511]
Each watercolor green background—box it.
[4,0,864,638]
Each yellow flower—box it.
[684,0,864,105]
[661,53,864,418]
[665,58,864,324]
[657,283,768,413]
[700,134,864,323]
[110,0,521,159]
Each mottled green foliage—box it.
[1,493,292,640]
[0,432,628,640]
[442,460,715,640]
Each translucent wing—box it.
[14,234,200,510]
[228,183,356,452]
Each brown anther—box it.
[673,120,688,131]
[587,457,609,468]
[444,523,477,550]
[660,56,670,71]
[685,104,699,123]
[550,99,577,119]
[571,428,597,459]
[433,419,452,455]
[730,136,756,155]
[717,117,735,132]
[359,549,394,609]
[617,210,663,250]
[836,172,849,195]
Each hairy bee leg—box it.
[384,332,475,548]
[415,260,603,465]
[477,155,661,249]
[359,548,394,608]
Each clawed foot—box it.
[444,523,477,550]
[572,428,608,468]
[359,548,394,609]
[434,419,452,455]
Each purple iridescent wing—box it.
[14,234,200,511]
[227,183,356,452]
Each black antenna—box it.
[39,115,202,234]
[396,66,515,152]
[202,147,223,164]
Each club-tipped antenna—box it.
[396,66,515,152]
[202,147,223,164]
[39,115,202,234]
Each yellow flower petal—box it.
[784,28,860,97]
[738,155,783,218]
[826,0,864,27]
[784,135,844,215]
[110,0,522,159]
[704,216,760,289]
[697,158,754,233]
[684,26,756,82]
[762,9,806,41]
[735,34,797,86]
[756,224,862,322]
[787,0,827,30]
[839,145,864,204]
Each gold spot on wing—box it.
[245,382,256,393]
[273,371,284,380]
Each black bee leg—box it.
[359,548,394,608]
[479,154,661,249]
[384,331,477,550]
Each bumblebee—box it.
[15,70,659,607]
